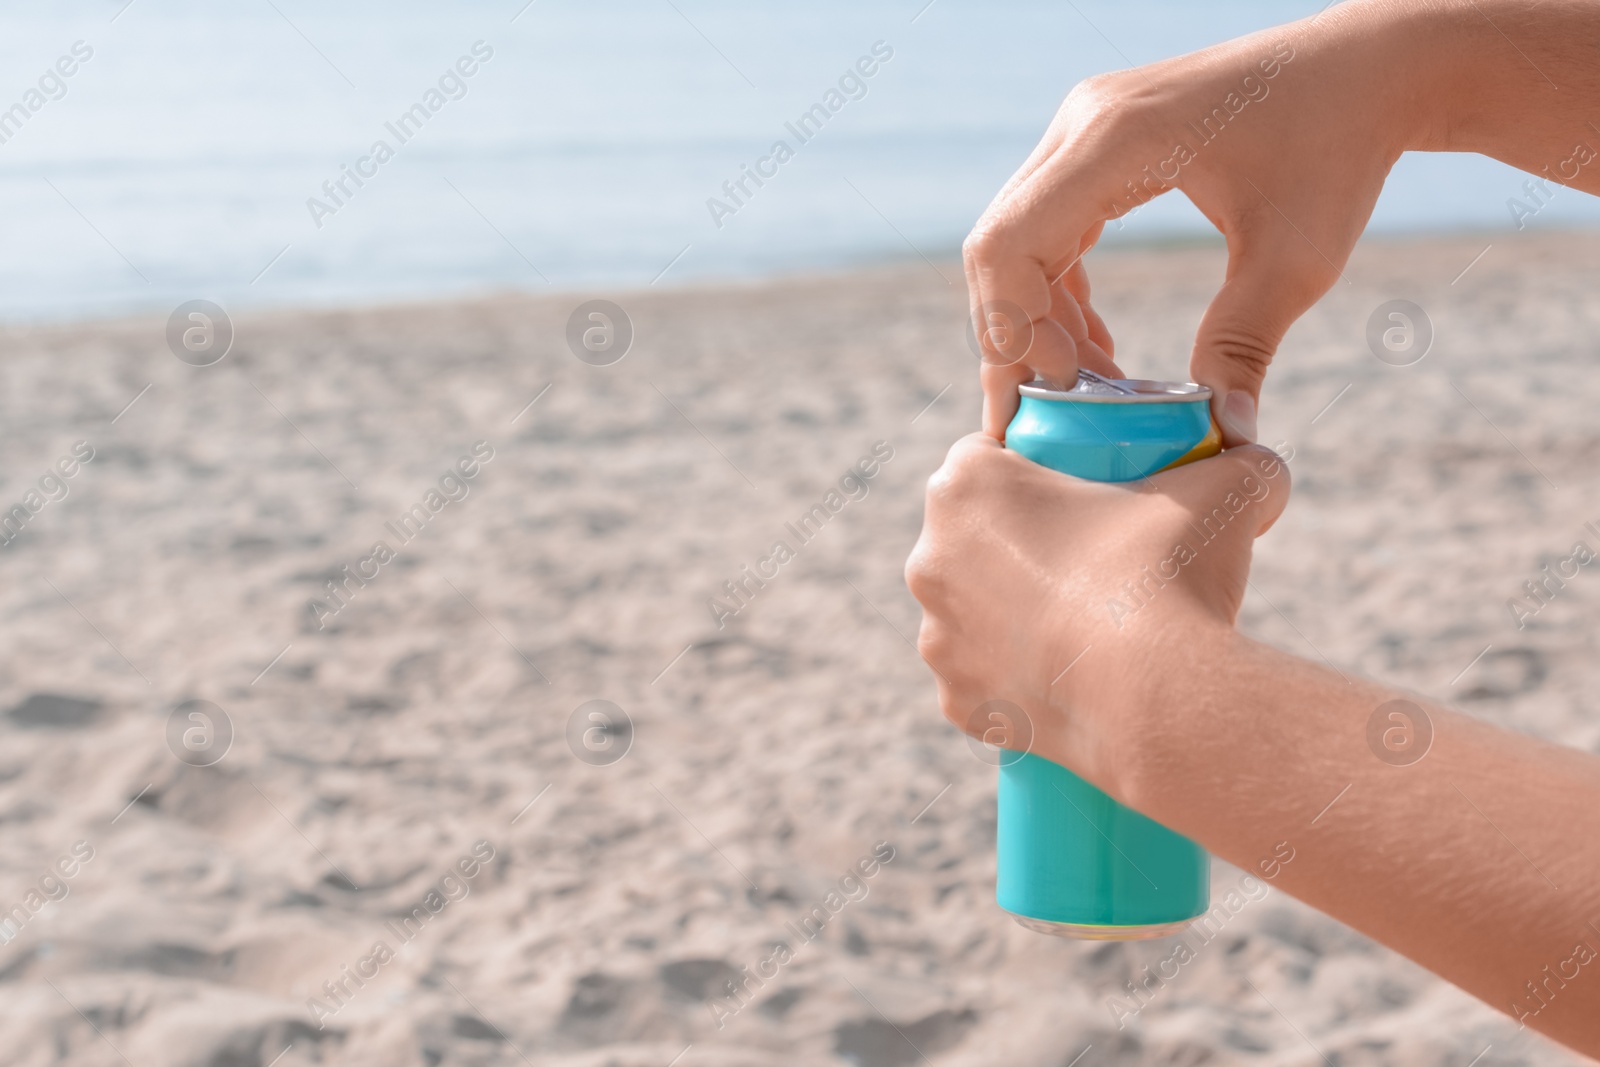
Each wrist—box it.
[1299,0,1480,157]
[1376,0,1588,157]
[1400,0,1517,155]
[1098,621,1254,819]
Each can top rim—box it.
[1019,372,1212,404]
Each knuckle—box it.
[1063,72,1139,127]
[1234,443,1292,491]
[903,546,943,604]
[1205,324,1277,382]
[926,445,991,504]
[1221,343,1274,382]
[1066,72,1116,105]
[926,460,966,504]
[932,440,1028,513]
[962,226,1008,267]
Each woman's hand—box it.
[965,2,1449,443]
[904,434,1290,804]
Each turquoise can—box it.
[999,371,1219,939]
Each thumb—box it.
[1189,246,1329,447]
[1145,444,1293,625]
[1153,443,1292,543]
[1211,444,1292,538]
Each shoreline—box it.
[4,225,1596,335]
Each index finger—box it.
[966,211,1107,438]
[967,138,1121,409]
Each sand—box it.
[0,231,1597,1066]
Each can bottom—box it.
[1007,912,1194,941]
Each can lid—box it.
[1019,369,1212,404]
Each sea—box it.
[3,0,1595,322]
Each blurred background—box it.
[4,3,1599,1067]
[4,0,1599,321]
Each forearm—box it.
[1363,0,1600,189]
[1129,631,1600,1051]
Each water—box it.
[2,0,1594,322]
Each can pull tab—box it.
[1074,368,1137,395]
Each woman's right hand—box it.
[965,1,1450,444]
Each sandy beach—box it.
[1,231,1597,1066]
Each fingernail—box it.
[1219,391,1258,444]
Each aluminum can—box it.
[997,370,1220,939]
